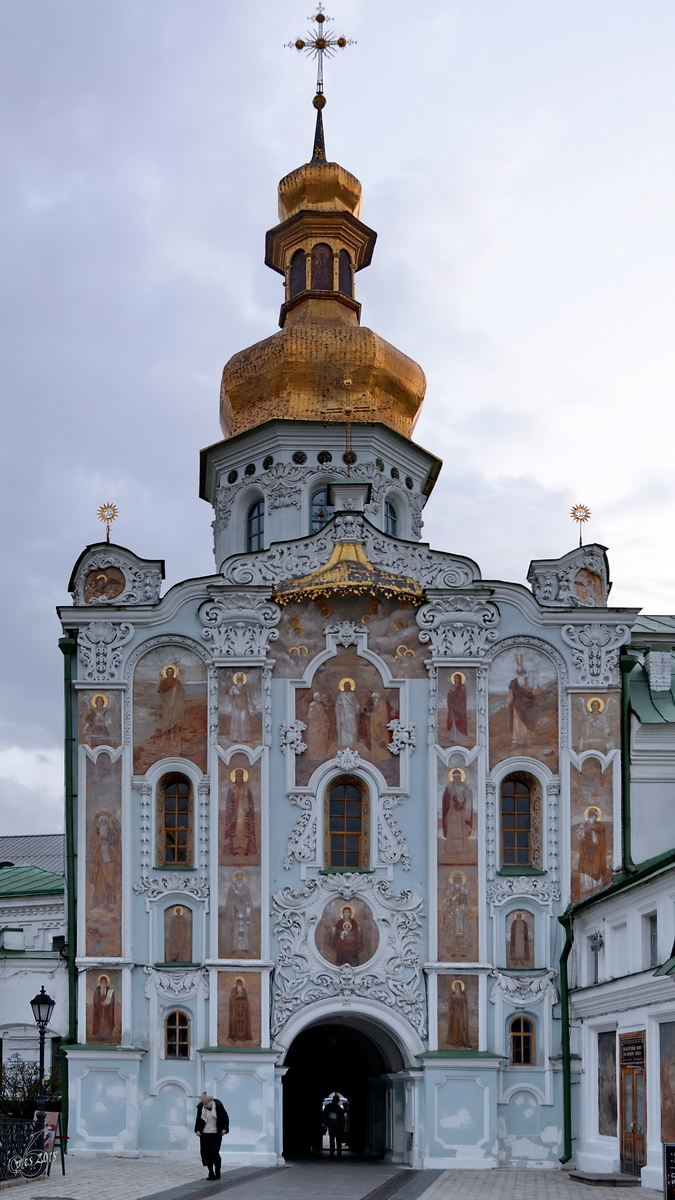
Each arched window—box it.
[384,499,398,537]
[311,242,333,290]
[338,249,352,296]
[290,248,306,298]
[509,1015,535,1065]
[310,487,334,533]
[157,774,193,867]
[246,498,264,552]
[324,776,369,869]
[500,772,543,870]
[165,1010,190,1059]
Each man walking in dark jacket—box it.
[195,1092,229,1180]
[322,1092,345,1158]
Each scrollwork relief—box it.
[143,965,209,999]
[386,720,416,755]
[283,794,316,870]
[417,595,500,657]
[379,797,411,870]
[78,620,134,682]
[72,550,163,607]
[272,873,425,1035]
[198,594,280,659]
[489,968,558,1007]
[561,622,631,686]
[280,720,307,756]
[485,876,560,907]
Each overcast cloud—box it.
[1,1,674,835]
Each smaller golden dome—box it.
[278,160,362,221]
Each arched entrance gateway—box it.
[279,1011,417,1163]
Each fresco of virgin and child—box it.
[295,649,400,786]
[489,647,559,770]
[133,645,207,774]
[315,897,379,968]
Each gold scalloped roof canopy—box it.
[272,541,425,606]
[219,125,426,441]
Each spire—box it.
[311,97,326,163]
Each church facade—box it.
[57,106,675,1178]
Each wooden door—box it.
[620,1033,646,1176]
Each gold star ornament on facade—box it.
[97,502,118,543]
[570,503,591,547]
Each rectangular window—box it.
[324,777,369,869]
[598,1030,617,1136]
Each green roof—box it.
[629,663,675,724]
[0,865,64,897]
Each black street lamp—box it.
[30,986,56,1146]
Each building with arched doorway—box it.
[56,48,675,1183]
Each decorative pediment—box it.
[489,968,558,1007]
[69,542,164,607]
[527,544,610,608]
[222,515,479,591]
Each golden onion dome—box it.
[219,110,426,441]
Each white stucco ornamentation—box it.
[223,515,478,589]
[387,720,416,755]
[280,720,307,755]
[283,794,316,870]
[71,549,163,606]
[134,874,210,901]
[486,876,561,907]
[198,593,280,658]
[561,622,631,686]
[379,797,411,870]
[417,595,500,657]
[78,620,134,682]
[335,747,360,771]
[272,873,425,1036]
[528,546,609,608]
[143,966,209,999]
[489,968,558,1007]
[324,620,361,647]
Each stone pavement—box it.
[5,1157,664,1200]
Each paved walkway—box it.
[5,1156,664,1200]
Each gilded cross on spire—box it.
[287,6,355,129]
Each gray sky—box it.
[2,0,674,835]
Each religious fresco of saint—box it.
[164,904,193,964]
[489,647,559,771]
[505,909,535,969]
[86,968,122,1045]
[570,758,613,902]
[571,693,620,754]
[79,690,121,748]
[133,645,207,774]
[218,668,263,748]
[86,753,122,957]
[438,756,478,866]
[437,974,479,1051]
[436,668,477,749]
[83,565,125,604]
[218,866,261,959]
[438,866,479,963]
[217,971,261,1047]
[295,648,400,787]
[273,596,425,679]
[315,897,379,968]
[219,754,260,868]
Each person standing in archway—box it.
[322,1092,345,1158]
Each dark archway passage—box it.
[282,1021,401,1160]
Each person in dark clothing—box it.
[194,1092,229,1180]
[322,1092,345,1158]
